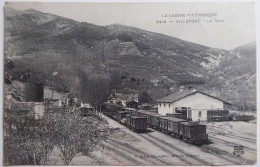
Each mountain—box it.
[207,42,256,110]
[4,7,256,109]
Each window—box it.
[188,109,192,120]
[164,103,166,107]
[168,104,170,108]
[159,103,161,107]
[198,111,202,118]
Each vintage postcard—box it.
[3,2,257,166]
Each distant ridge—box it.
[4,7,256,109]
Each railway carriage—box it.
[102,102,123,117]
[147,113,161,126]
[179,122,208,145]
[229,114,254,122]
[116,111,129,123]
[123,108,137,115]
[136,110,157,126]
[78,106,94,117]
[126,115,148,132]
[150,114,165,128]
[159,117,172,132]
[101,102,209,145]
[207,110,229,122]
[135,110,149,117]
[167,117,186,137]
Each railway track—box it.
[103,143,143,165]
[145,133,212,165]
[201,145,255,165]
[103,111,256,165]
[222,133,256,143]
[102,150,125,164]
[140,134,193,165]
[207,125,256,143]
[209,136,256,152]
[107,138,172,165]
[108,126,256,166]
[210,132,256,143]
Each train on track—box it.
[102,102,209,146]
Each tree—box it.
[4,110,47,165]
[37,112,57,165]
[54,110,109,165]
[4,101,110,165]
[139,91,153,104]
[126,100,139,109]
[4,106,57,165]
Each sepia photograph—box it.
[2,1,257,166]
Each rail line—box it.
[222,133,256,143]
[103,144,143,165]
[104,112,256,165]
[100,151,122,164]
[201,145,255,165]
[207,125,256,143]
[145,133,211,165]
[209,136,256,152]
[140,134,193,165]
[107,138,172,165]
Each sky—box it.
[5,2,256,50]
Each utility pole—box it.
[33,150,36,165]
[211,104,215,136]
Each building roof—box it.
[153,114,164,117]
[137,110,158,115]
[157,91,231,105]
[118,111,130,114]
[130,116,147,119]
[159,116,173,120]
[180,122,200,126]
[164,117,186,122]
[124,108,136,111]
[140,103,151,107]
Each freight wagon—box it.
[159,117,186,136]
[126,115,148,132]
[150,114,166,128]
[135,110,208,145]
[229,114,255,122]
[122,108,136,115]
[78,107,94,117]
[116,111,129,123]
[135,110,159,126]
[167,117,187,137]
[101,103,147,132]
[207,110,229,122]
[208,115,229,122]
[159,116,172,132]
[102,104,209,145]
[102,102,123,117]
[179,122,208,145]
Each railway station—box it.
[157,90,231,122]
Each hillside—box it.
[207,42,256,110]
[4,7,256,109]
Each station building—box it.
[157,90,230,122]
